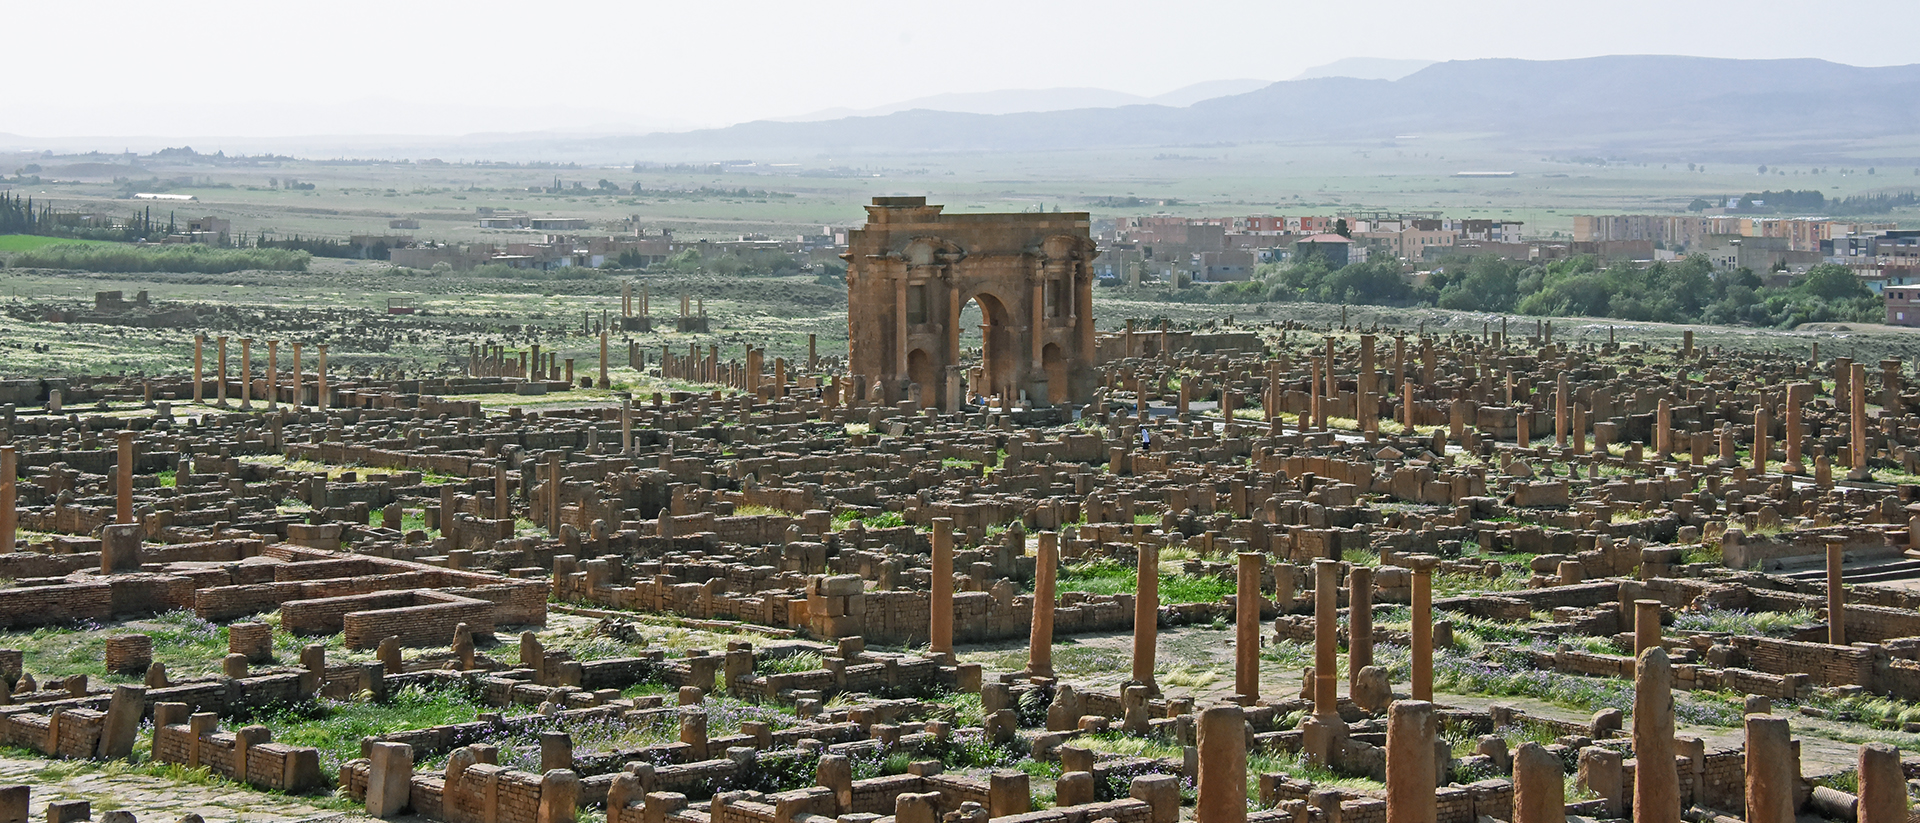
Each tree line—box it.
[0,192,171,241]
[1687,188,1919,216]
[1165,253,1881,330]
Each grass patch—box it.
[1671,608,1817,637]
[0,235,120,252]
[835,509,906,529]
[755,650,825,675]
[1429,567,1530,599]
[1434,647,1744,727]
[1250,749,1386,793]
[1055,560,1235,604]
[734,503,799,518]
[253,684,523,773]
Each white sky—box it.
[6,0,1918,138]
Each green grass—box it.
[1791,691,1920,730]
[734,503,799,518]
[0,235,119,252]
[252,684,525,773]
[923,689,986,726]
[1055,560,1236,604]
[1429,567,1531,598]
[755,650,825,675]
[1670,607,1817,637]
[7,609,248,683]
[1250,749,1386,794]
[1432,647,1745,728]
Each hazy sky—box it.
[8,0,1918,139]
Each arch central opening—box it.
[954,292,1012,408]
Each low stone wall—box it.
[150,703,323,793]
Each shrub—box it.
[13,243,308,273]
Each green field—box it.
[0,234,119,252]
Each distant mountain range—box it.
[589,55,1920,163]
[773,79,1274,121]
[1288,57,1433,81]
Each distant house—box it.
[1196,250,1256,282]
[1292,233,1352,267]
[1886,286,1920,326]
[529,217,589,231]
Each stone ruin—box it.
[1,224,1920,822]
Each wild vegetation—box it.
[13,242,309,273]
[1168,254,1880,329]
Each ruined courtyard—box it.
[0,201,1915,823]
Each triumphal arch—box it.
[845,196,1098,409]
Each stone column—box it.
[1826,538,1846,646]
[1512,742,1564,823]
[599,331,611,389]
[1196,705,1247,823]
[1235,551,1263,702]
[495,463,513,521]
[546,451,563,537]
[1632,647,1679,823]
[1850,362,1868,479]
[239,337,253,408]
[1655,397,1672,459]
[1402,381,1415,432]
[116,431,135,525]
[1857,743,1906,823]
[192,334,205,404]
[0,446,13,552]
[317,345,329,411]
[1555,373,1569,448]
[1785,382,1810,473]
[266,340,278,409]
[1744,714,1794,823]
[1410,556,1437,700]
[1634,599,1661,656]
[1310,357,1324,431]
[1029,532,1057,678]
[291,342,303,407]
[1322,337,1336,429]
[1386,700,1437,823]
[1571,404,1586,455]
[216,335,230,407]
[1313,558,1339,715]
[1132,542,1158,689]
[621,398,633,457]
[1359,334,1376,433]
[1752,404,1769,475]
[1883,358,1904,415]
[931,517,954,662]
[1348,565,1373,689]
